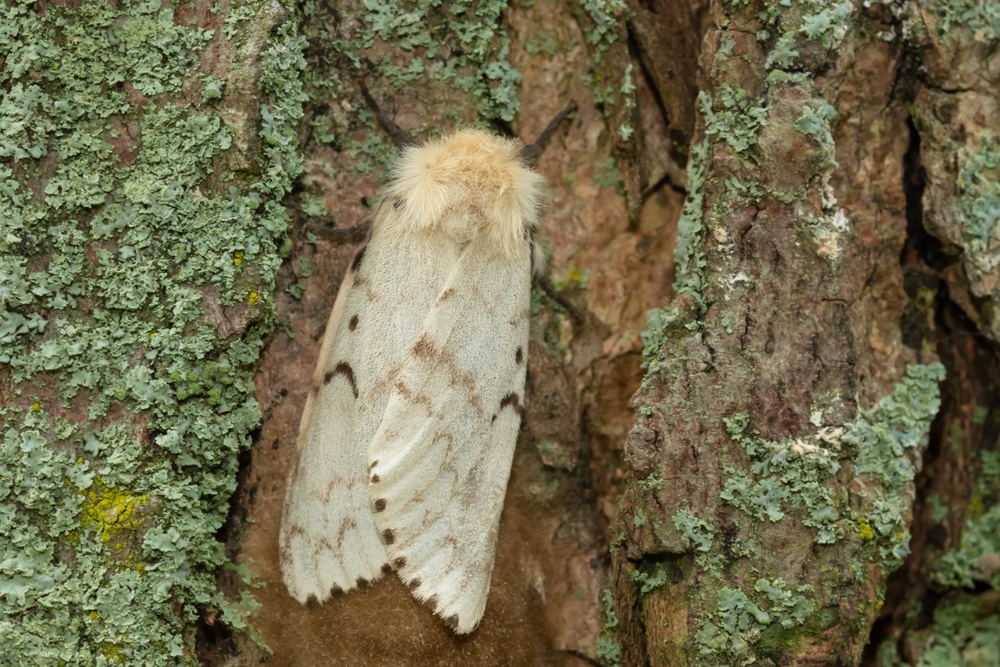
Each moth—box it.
[280,106,573,634]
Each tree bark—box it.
[0,0,301,663]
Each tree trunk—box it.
[4,0,999,665]
[0,0,302,663]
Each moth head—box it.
[385,128,547,256]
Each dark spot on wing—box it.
[351,244,367,273]
[499,392,522,414]
[394,557,407,569]
[494,392,523,423]
[306,594,319,608]
[324,362,359,398]
[369,460,378,469]
[408,578,421,591]
[371,473,380,483]
[381,563,393,574]
[515,346,523,364]
[349,314,359,331]
[427,594,439,611]
[438,288,455,302]
[330,585,343,596]
[374,498,387,512]
[393,198,404,210]
[382,529,395,545]
[412,334,435,359]
[357,577,370,588]
[446,614,460,631]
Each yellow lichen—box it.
[99,642,125,663]
[79,477,150,555]
[857,517,874,541]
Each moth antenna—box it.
[520,100,578,167]
[359,81,417,148]
[306,218,372,242]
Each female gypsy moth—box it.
[279,128,547,634]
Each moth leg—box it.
[359,81,417,148]
[535,274,584,323]
[520,100,578,166]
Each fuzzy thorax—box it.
[385,129,546,256]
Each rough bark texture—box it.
[603,1,1000,666]
[0,0,302,663]
[867,5,1000,666]
[609,1,940,664]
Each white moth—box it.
[280,128,546,634]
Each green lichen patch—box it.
[720,411,844,544]
[671,139,710,308]
[928,0,1000,42]
[956,132,1000,254]
[932,503,1000,592]
[579,0,627,53]
[659,365,946,665]
[596,588,622,666]
[877,593,1000,667]
[717,365,944,569]
[750,0,854,70]
[794,99,837,168]
[695,582,816,663]
[640,306,681,373]
[672,508,716,553]
[631,562,669,594]
[701,88,769,157]
[0,0,305,662]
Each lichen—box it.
[663,365,946,664]
[695,583,815,663]
[672,508,716,553]
[957,132,1000,254]
[876,594,1000,667]
[0,0,304,661]
[579,0,627,53]
[596,588,622,666]
[928,0,1000,41]
[640,306,681,373]
[672,139,710,308]
[631,562,668,594]
[701,88,768,156]
[751,0,854,59]
[719,364,945,566]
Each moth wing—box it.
[367,231,531,634]
[279,254,391,603]
[280,204,458,605]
